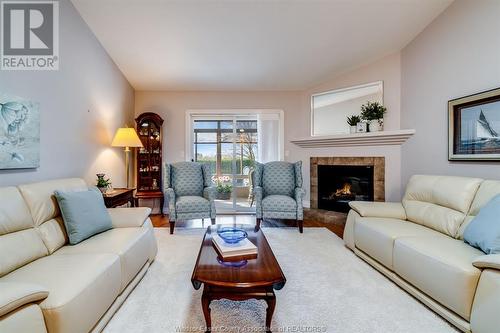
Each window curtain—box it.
[257,113,282,163]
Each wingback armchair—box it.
[254,161,305,233]
[164,162,216,234]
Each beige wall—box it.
[136,0,500,207]
[134,90,301,162]
[136,52,403,204]
[313,92,382,135]
[135,91,301,212]
[0,0,134,188]
[303,52,402,133]
[3,0,495,206]
[401,0,500,190]
[292,52,403,202]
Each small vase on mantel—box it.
[369,119,384,132]
[356,122,368,133]
[349,126,357,134]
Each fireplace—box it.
[310,157,385,213]
[318,165,374,212]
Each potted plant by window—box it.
[360,101,387,132]
[212,175,233,200]
[96,173,111,194]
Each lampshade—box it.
[111,128,143,148]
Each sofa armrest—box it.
[108,207,152,228]
[348,201,407,220]
[165,188,176,221]
[295,187,306,220]
[203,186,216,219]
[473,254,500,270]
[0,282,49,317]
[203,186,216,201]
[254,186,263,219]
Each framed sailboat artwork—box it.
[449,87,500,161]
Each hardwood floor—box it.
[150,214,345,238]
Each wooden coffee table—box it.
[191,225,286,333]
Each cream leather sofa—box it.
[344,175,500,333]
[0,178,158,333]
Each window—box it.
[187,110,283,212]
[193,120,257,178]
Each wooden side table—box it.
[135,190,164,216]
[102,188,135,208]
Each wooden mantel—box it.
[290,129,416,148]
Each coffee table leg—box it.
[265,292,276,333]
[202,289,211,333]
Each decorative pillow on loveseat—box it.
[54,187,112,245]
[464,194,500,254]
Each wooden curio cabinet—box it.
[135,112,164,215]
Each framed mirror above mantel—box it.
[311,81,384,136]
[292,80,415,148]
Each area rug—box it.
[103,228,457,333]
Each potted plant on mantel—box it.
[360,101,387,132]
[346,115,361,134]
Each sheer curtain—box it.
[257,112,283,163]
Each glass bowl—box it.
[217,257,248,268]
[217,227,248,244]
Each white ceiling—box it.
[71,0,453,91]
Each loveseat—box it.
[0,178,158,333]
[344,175,500,333]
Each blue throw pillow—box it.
[464,194,500,254]
[54,187,112,245]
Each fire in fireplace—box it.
[318,165,374,212]
[328,183,355,201]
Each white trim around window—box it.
[185,109,284,162]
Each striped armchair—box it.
[164,162,216,234]
[254,161,305,233]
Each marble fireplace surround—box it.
[310,157,385,209]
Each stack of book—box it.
[212,235,258,262]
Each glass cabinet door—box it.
[137,117,162,191]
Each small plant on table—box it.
[96,173,111,193]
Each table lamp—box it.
[111,127,143,188]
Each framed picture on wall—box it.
[0,94,40,169]
[449,87,500,161]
